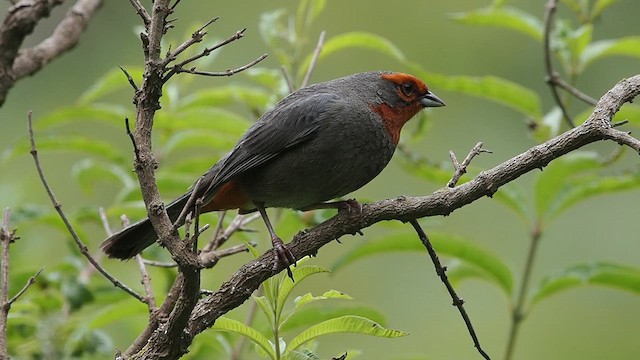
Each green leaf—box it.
[281,305,387,333]
[492,184,531,224]
[156,108,250,135]
[276,265,330,322]
[534,151,601,219]
[398,156,454,185]
[284,348,321,360]
[35,104,130,130]
[89,299,144,328]
[5,135,127,164]
[162,130,238,155]
[581,37,640,70]
[78,67,144,104]
[71,159,135,196]
[178,86,271,111]
[546,172,640,220]
[409,65,542,120]
[567,24,593,68]
[212,317,276,360]
[591,0,620,20]
[332,232,513,295]
[298,32,406,79]
[285,316,407,354]
[294,290,352,310]
[532,262,640,304]
[296,0,326,29]
[253,295,275,327]
[450,7,543,42]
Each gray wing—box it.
[197,91,341,201]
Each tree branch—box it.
[186,75,640,347]
[0,0,103,106]
[28,111,145,302]
[410,219,490,360]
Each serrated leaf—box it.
[276,265,330,322]
[332,232,513,295]
[284,348,322,360]
[581,37,640,71]
[281,305,387,334]
[546,172,640,220]
[253,295,274,327]
[78,67,144,104]
[532,262,640,304]
[294,290,352,310]
[535,151,601,219]
[212,317,276,360]
[5,135,127,164]
[298,32,406,79]
[410,65,542,120]
[285,316,407,354]
[35,105,130,130]
[450,7,543,41]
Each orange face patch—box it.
[381,72,429,100]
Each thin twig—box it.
[543,0,575,127]
[212,210,227,245]
[173,177,203,231]
[119,65,139,92]
[27,111,144,302]
[202,213,261,252]
[553,76,597,105]
[447,142,492,188]
[200,242,257,268]
[78,207,110,283]
[125,117,141,163]
[504,222,542,360]
[281,66,295,93]
[301,31,326,88]
[128,0,151,25]
[0,208,15,357]
[135,255,158,311]
[175,53,268,77]
[7,268,43,306]
[164,17,219,65]
[164,28,249,80]
[409,219,491,360]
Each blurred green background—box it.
[1,1,639,359]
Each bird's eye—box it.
[401,82,415,96]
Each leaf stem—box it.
[504,220,543,359]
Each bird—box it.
[101,71,445,276]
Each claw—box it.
[272,237,296,281]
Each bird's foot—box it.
[334,198,363,216]
[272,236,296,281]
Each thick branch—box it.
[0,0,103,105]
[186,75,640,341]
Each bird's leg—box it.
[255,203,296,280]
[300,198,363,215]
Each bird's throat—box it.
[370,102,422,144]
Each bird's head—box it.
[371,72,445,144]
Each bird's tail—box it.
[100,192,192,260]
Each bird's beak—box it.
[420,91,446,108]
